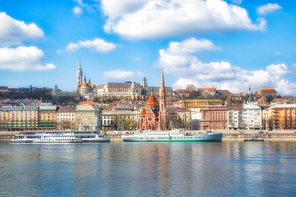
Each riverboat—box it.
[11,130,111,143]
[121,130,222,142]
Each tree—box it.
[186,84,196,91]
[266,95,274,103]
[112,115,124,130]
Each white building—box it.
[57,106,76,130]
[242,103,262,130]
[76,103,102,131]
[102,110,138,131]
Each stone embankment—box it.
[0,131,19,141]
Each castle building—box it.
[137,70,168,130]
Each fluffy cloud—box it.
[66,38,116,52]
[257,3,282,15]
[158,38,295,95]
[0,46,56,71]
[73,6,82,15]
[104,70,135,79]
[0,12,44,46]
[102,0,264,38]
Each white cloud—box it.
[0,46,56,71]
[257,3,282,15]
[0,12,44,46]
[102,0,264,39]
[73,6,82,15]
[66,38,116,52]
[158,39,295,95]
[104,70,135,79]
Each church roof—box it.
[146,94,158,106]
[139,108,146,117]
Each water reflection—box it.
[1,142,296,196]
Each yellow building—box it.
[0,106,39,131]
[38,104,57,129]
[183,99,223,109]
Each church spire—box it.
[78,57,81,69]
[158,67,167,130]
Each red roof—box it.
[146,94,158,106]
[139,108,146,117]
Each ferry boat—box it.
[121,130,222,142]
[11,130,111,143]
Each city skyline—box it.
[0,0,296,95]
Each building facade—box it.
[102,110,138,131]
[200,106,227,131]
[184,99,223,109]
[0,105,39,131]
[75,102,102,131]
[241,103,262,130]
[57,106,76,130]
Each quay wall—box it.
[2,130,296,142]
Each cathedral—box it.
[137,70,168,130]
[76,58,95,99]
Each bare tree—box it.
[186,84,196,91]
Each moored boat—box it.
[11,130,111,143]
[121,130,222,142]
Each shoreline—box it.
[2,130,296,142]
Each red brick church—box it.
[137,70,168,130]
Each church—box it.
[137,70,168,130]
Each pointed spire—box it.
[78,57,81,69]
[160,67,165,92]
[84,75,86,82]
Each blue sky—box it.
[0,0,295,95]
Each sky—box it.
[0,0,296,96]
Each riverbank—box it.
[2,130,296,142]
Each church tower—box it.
[76,57,83,91]
[158,68,167,130]
[141,76,147,88]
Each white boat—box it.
[11,130,111,143]
[121,130,222,142]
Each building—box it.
[197,88,216,97]
[102,110,138,131]
[200,106,227,131]
[183,99,223,109]
[266,104,296,130]
[75,58,95,99]
[38,103,57,130]
[75,102,102,131]
[57,106,76,130]
[96,81,140,100]
[227,105,244,130]
[0,103,57,131]
[0,105,39,131]
[137,70,168,130]
[255,87,278,97]
[241,103,262,130]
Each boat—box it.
[121,130,222,142]
[11,130,111,143]
[244,134,264,142]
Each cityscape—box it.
[0,60,295,133]
[1,0,296,196]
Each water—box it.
[1,141,296,196]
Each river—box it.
[1,141,296,196]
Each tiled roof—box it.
[146,94,158,106]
